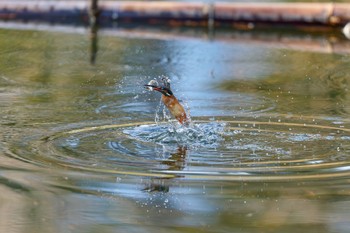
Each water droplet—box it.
[65,136,80,147]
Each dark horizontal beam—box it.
[0,1,349,27]
[1,20,349,55]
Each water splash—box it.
[123,121,230,149]
[143,84,223,149]
[145,79,159,91]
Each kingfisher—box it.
[144,77,190,125]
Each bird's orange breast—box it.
[161,95,189,125]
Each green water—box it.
[1,23,350,233]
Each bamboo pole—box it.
[0,1,349,27]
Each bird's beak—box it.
[144,84,161,92]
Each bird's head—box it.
[144,84,173,96]
[144,77,173,97]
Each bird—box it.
[144,77,190,125]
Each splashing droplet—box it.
[145,79,159,91]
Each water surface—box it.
[1,23,350,233]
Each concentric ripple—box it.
[7,117,350,181]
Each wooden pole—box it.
[89,0,99,65]
[89,0,99,24]
[0,1,349,27]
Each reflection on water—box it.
[219,51,350,116]
[1,22,350,233]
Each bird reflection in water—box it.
[143,146,187,193]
